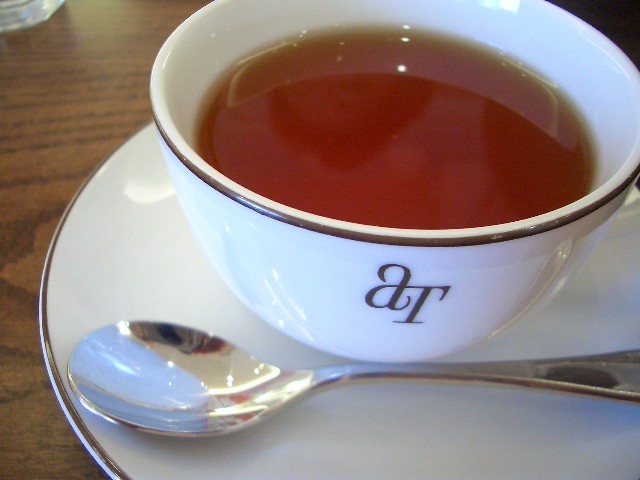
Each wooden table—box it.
[0,1,638,478]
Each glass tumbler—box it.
[0,0,64,32]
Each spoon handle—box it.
[313,350,640,403]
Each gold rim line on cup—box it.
[152,114,640,248]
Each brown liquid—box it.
[197,27,594,229]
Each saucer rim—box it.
[38,126,147,480]
[37,122,640,480]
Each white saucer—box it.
[40,123,640,480]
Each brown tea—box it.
[197,27,594,229]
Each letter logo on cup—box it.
[365,264,451,324]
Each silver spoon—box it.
[68,320,640,437]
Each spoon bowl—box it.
[68,321,640,437]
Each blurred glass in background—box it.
[0,0,64,32]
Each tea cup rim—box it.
[151,0,640,247]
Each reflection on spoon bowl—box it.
[68,321,640,437]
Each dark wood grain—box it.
[0,2,208,478]
[0,1,638,478]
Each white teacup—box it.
[151,0,640,362]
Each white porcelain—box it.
[40,124,640,479]
[151,0,640,361]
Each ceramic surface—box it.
[41,124,640,479]
[152,0,640,361]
